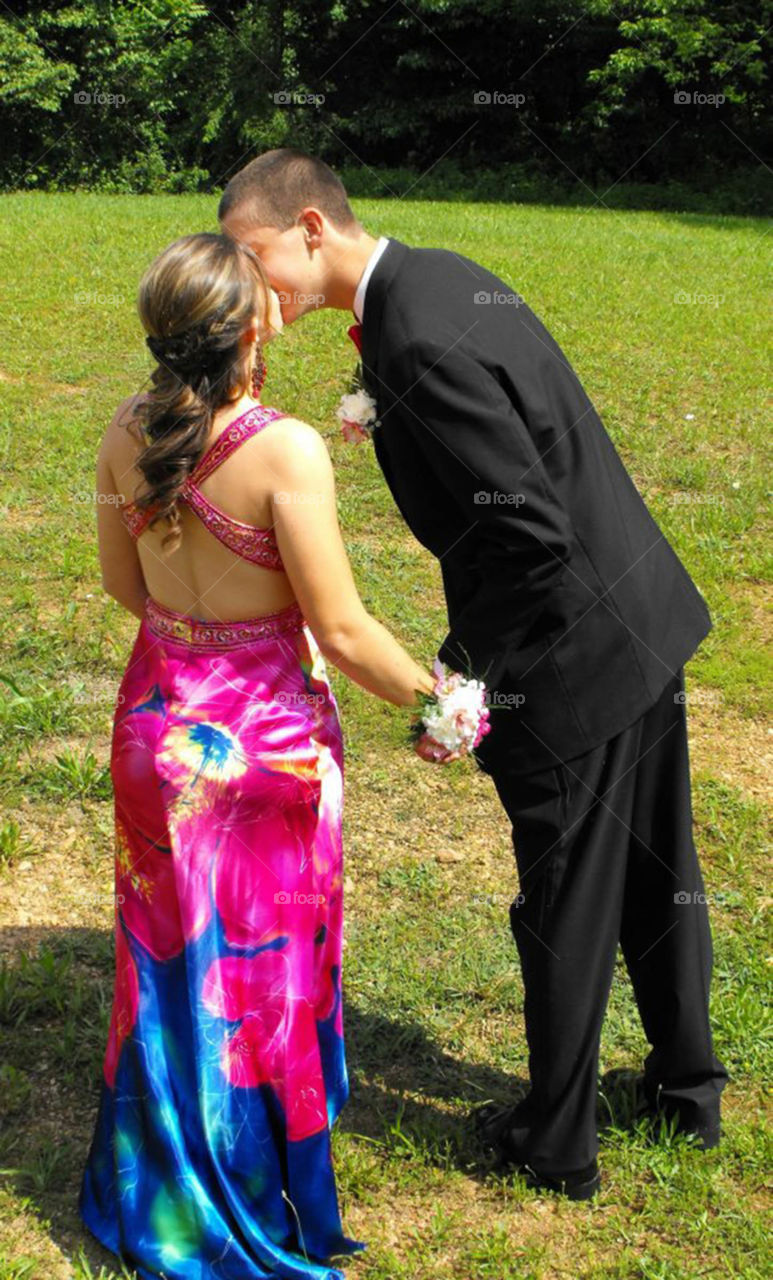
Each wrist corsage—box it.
[410,659,491,763]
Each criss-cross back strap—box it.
[191,404,285,486]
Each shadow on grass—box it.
[0,925,655,1275]
[340,1008,660,1177]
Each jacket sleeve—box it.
[381,337,576,683]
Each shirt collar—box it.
[353,236,390,324]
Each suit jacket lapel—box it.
[359,237,409,400]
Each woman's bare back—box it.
[110,395,299,622]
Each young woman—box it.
[79,232,435,1280]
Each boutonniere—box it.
[336,364,380,444]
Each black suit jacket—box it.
[359,238,712,775]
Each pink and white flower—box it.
[413,659,491,763]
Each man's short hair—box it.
[218,149,358,231]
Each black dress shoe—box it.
[498,1148,601,1201]
[598,1067,651,1128]
[472,1105,601,1200]
[599,1070,721,1149]
[514,1159,601,1201]
[472,1100,524,1149]
[642,1105,721,1150]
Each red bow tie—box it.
[348,322,363,355]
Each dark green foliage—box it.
[0,2,769,207]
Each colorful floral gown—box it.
[78,405,366,1279]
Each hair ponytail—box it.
[132,233,270,552]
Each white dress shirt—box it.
[352,236,390,323]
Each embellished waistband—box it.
[144,597,306,649]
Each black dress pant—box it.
[486,667,728,1173]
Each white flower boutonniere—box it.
[336,368,380,444]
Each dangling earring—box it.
[251,341,267,398]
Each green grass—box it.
[0,193,770,1278]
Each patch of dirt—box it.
[0,367,88,395]
[0,798,114,950]
[688,692,772,805]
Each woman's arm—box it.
[268,419,435,707]
[95,404,148,620]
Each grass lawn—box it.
[0,193,770,1279]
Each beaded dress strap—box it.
[179,484,284,570]
[121,404,285,548]
[191,405,285,485]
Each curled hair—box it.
[133,232,270,552]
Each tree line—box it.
[1,1,769,208]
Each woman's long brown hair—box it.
[133,232,270,552]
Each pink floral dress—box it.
[79,404,365,1279]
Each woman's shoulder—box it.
[97,395,147,487]
[258,412,331,466]
[111,394,147,439]
[242,412,334,501]
[100,395,147,456]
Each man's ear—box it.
[298,207,324,248]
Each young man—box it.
[219,149,728,1199]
